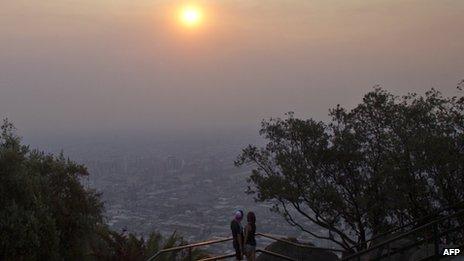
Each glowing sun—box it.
[179,6,203,27]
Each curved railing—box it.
[146,237,232,261]
[346,201,464,253]
[342,209,464,261]
[147,232,345,261]
[147,203,464,261]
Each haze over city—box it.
[1,0,463,141]
[1,2,464,260]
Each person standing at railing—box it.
[231,210,245,260]
[244,212,257,261]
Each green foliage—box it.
[0,119,104,260]
[0,119,209,260]
[91,228,210,261]
[236,86,464,251]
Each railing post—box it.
[189,246,192,261]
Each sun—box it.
[179,6,203,27]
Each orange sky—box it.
[1,0,463,136]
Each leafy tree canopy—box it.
[0,119,103,260]
[0,119,209,260]
[236,85,464,251]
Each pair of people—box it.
[230,210,256,261]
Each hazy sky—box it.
[1,0,463,139]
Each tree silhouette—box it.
[236,86,464,251]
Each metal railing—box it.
[147,232,345,261]
[346,201,464,254]
[148,202,464,261]
[197,249,298,261]
[147,237,232,261]
[342,209,464,261]
[257,233,345,254]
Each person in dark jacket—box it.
[244,212,257,261]
[231,210,244,260]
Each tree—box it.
[91,227,210,261]
[0,119,104,260]
[235,85,464,252]
[0,119,210,260]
